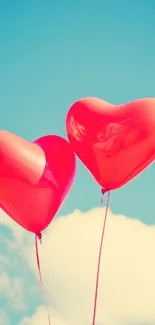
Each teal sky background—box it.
[1,0,155,324]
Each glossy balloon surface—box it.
[0,131,76,233]
[66,97,155,190]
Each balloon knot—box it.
[36,233,42,244]
[101,188,108,196]
[100,188,109,204]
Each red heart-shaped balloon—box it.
[0,131,76,234]
[66,97,155,190]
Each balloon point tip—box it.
[36,232,42,243]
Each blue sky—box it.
[0,0,155,324]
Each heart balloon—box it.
[0,131,76,234]
[66,97,155,190]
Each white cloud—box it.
[17,207,155,325]
[19,307,67,325]
[0,309,9,325]
[1,207,155,324]
[0,257,27,311]
[0,272,25,309]
[0,209,27,311]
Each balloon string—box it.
[35,234,52,325]
[92,190,111,325]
